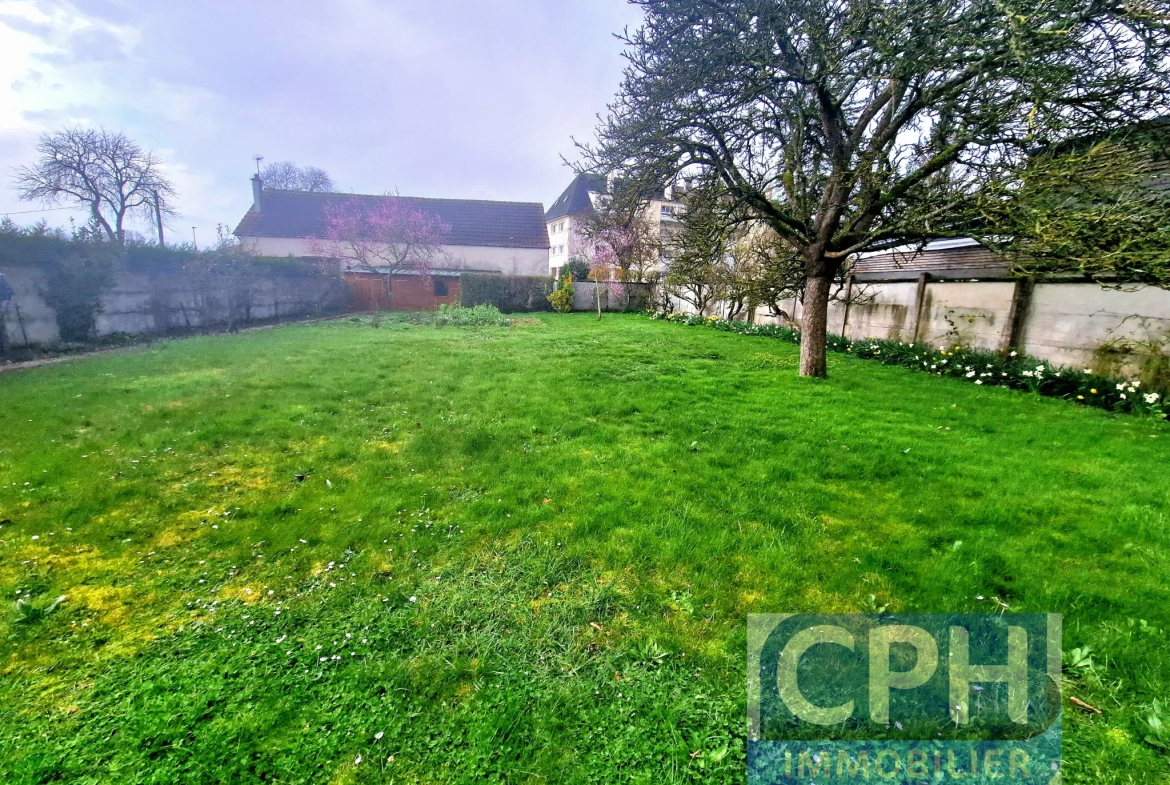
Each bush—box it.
[346,305,511,328]
[433,304,510,327]
[651,310,1169,420]
[460,273,555,313]
[0,223,117,342]
[547,270,575,313]
[564,258,591,282]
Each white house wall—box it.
[240,237,549,277]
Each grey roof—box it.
[852,240,1008,280]
[235,189,549,250]
[545,174,607,222]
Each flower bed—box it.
[650,311,1167,420]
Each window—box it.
[434,279,449,297]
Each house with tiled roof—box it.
[233,176,550,310]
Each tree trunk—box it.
[800,274,832,378]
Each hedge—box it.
[460,273,555,313]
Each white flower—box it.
[1133,380,1142,388]
[1120,394,1127,400]
[375,732,384,741]
[966,371,976,378]
[975,380,983,385]
[1144,393,1160,404]
[355,755,362,765]
[1010,351,1018,357]
[1117,383,1127,391]
[409,596,417,603]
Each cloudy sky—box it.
[0,0,641,245]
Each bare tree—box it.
[260,161,336,192]
[14,128,176,244]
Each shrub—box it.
[460,273,555,313]
[564,258,591,282]
[0,222,118,343]
[433,304,510,327]
[547,270,575,313]
[41,247,116,342]
[650,311,1168,420]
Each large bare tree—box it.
[260,161,336,192]
[582,0,1170,376]
[14,128,176,245]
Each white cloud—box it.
[2,0,642,234]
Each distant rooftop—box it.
[545,173,608,222]
[545,173,681,223]
[235,188,550,250]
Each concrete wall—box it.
[684,280,1170,376]
[240,236,550,277]
[1020,284,1170,371]
[0,265,59,345]
[573,282,652,312]
[1,263,350,349]
[835,281,1018,348]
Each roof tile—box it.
[235,190,550,250]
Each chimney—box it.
[251,174,263,211]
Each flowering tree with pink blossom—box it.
[309,197,450,279]
[569,216,657,317]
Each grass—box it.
[0,313,1167,784]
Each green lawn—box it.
[1,314,1167,784]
